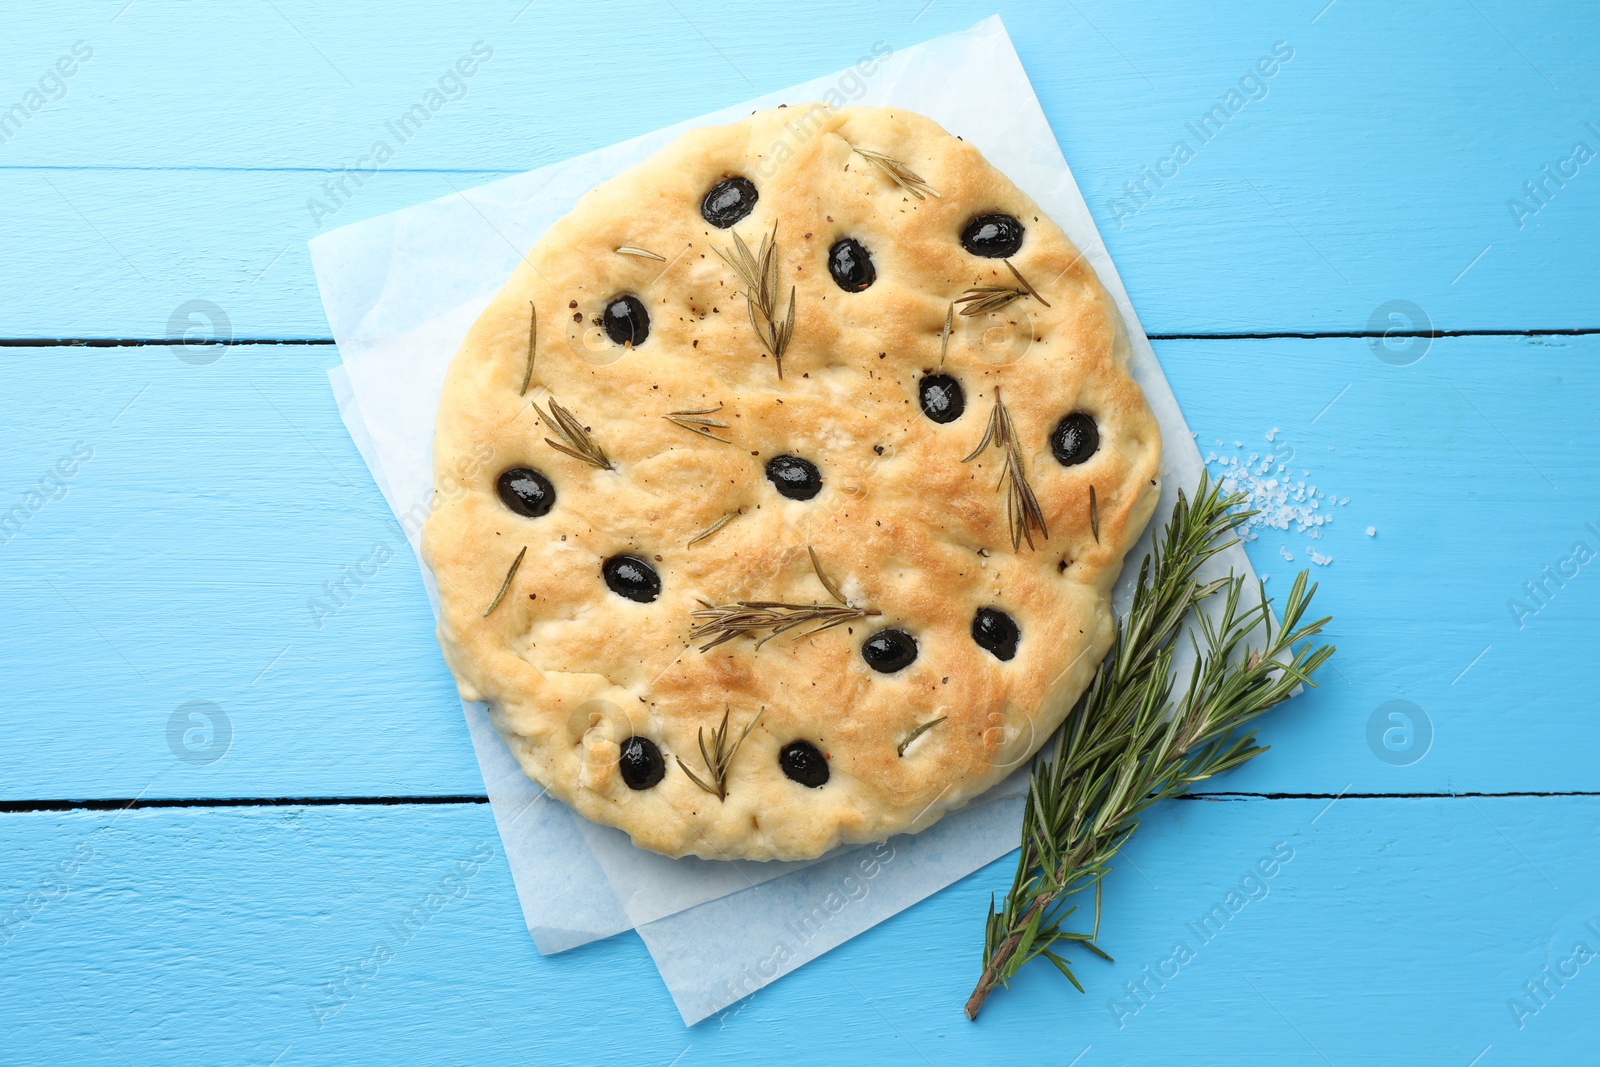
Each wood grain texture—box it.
[2,797,1596,1062]
[1,0,1596,336]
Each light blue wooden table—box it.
[3,2,1597,1063]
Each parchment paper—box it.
[312,15,1265,1025]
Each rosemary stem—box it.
[964,854,1073,1019]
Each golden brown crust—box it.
[421,105,1161,860]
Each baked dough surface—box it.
[422,104,1161,860]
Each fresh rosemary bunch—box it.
[964,473,1335,1019]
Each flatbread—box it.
[422,104,1161,860]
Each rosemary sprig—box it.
[715,223,797,379]
[665,404,732,444]
[851,146,941,200]
[687,510,740,548]
[955,260,1052,317]
[519,302,537,396]
[963,388,1049,551]
[676,707,764,801]
[691,600,876,651]
[689,547,877,651]
[898,715,947,757]
[483,546,526,617]
[536,398,613,471]
[615,245,666,261]
[963,474,1335,1019]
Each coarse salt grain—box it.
[1204,429,1355,566]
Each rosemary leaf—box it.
[675,760,717,797]
[483,546,526,617]
[615,245,666,261]
[1090,485,1100,543]
[1003,259,1051,307]
[897,715,947,757]
[519,302,537,396]
[963,473,1335,1020]
[687,511,740,548]
[940,303,953,368]
[808,545,846,604]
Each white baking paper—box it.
[312,14,1265,1026]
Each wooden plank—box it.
[1164,332,1600,796]
[1,796,1594,1060]
[1,0,1595,336]
[0,341,484,799]
[0,335,1593,800]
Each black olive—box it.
[828,238,876,292]
[971,608,1020,661]
[602,294,649,347]
[779,740,829,787]
[618,736,665,789]
[862,628,917,673]
[765,455,822,500]
[960,213,1025,258]
[1050,413,1099,467]
[602,554,661,603]
[918,374,965,423]
[496,467,555,517]
[701,176,758,228]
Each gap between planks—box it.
[2,790,1597,814]
[3,328,1600,349]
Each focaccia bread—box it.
[422,104,1161,860]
